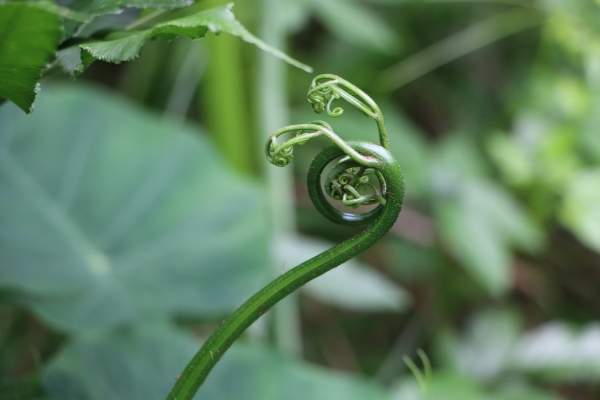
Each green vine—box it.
[166,74,404,400]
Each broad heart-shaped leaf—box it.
[0,2,62,114]
[275,234,411,312]
[65,4,311,74]
[44,324,392,400]
[0,84,270,333]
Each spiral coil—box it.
[266,74,396,226]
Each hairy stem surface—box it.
[167,75,404,400]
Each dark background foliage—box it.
[1,0,600,399]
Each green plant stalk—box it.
[203,0,254,174]
[379,8,543,90]
[166,75,404,400]
[118,40,165,103]
[164,40,205,123]
[258,0,302,354]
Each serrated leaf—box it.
[56,46,95,78]
[276,235,411,312]
[67,0,192,16]
[44,324,392,400]
[73,8,141,38]
[165,4,311,72]
[75,4,311,72]
[81,31,153,63]
[0,2,62,113]
[50,0,170,42]
[0,85,270,333]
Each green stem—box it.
[125,10,168,31]
[379,8,543,91]
[166,75,405,400]
[258,0,301,354]
[203,0,254,174]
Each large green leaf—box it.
[67,4,311,72]
[67,0,193,15]
[59,1,190,44]
[0,2,62,113]
[44,324,392,400]
[0,85,270,333]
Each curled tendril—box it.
[266,120,333,167]
[307,74,391,150]
[266,74,393,222]
[325,165,387,209]
[167,75,404,400]
[307,83,343,116]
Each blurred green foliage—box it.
[2,0,600,399]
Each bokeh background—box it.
[2,0,600,399]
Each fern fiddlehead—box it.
[166,75,404,400]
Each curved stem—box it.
[265,122,383,169]
[166,143,403,400]
[166,75,404,400]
